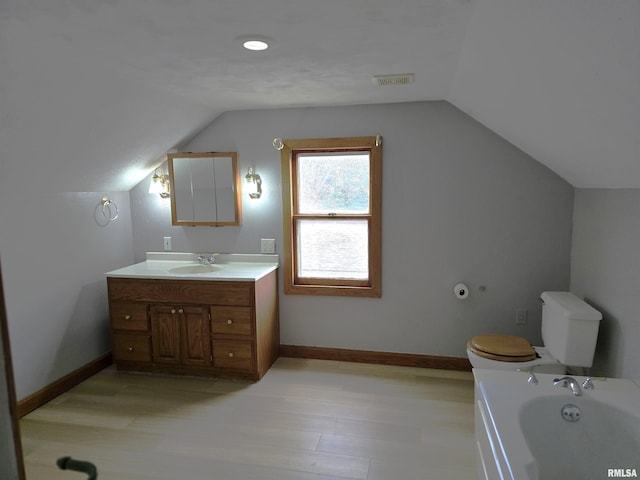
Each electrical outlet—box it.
[261,238,275,254]
[163,236,172,251]
[516,309,528,325]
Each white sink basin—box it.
[168,264,222,275]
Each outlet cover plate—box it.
[516,309,528,325]
[261,238,275,254]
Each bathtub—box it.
[473,368,640,480]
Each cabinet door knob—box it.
[227,319,233,325]
[128,347,134,352]
[178,308,184,314]
[124,314,131,320]
[171,309,176,314]
[228,352,234,358]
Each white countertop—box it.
[106,252,279,281]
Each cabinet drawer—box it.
[108,278,254,306]
[213,340,253,371]
[110,302,148,331]
[113,334,151,363]
[210,306,253,336]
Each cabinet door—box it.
[180,306,212,366]
[150,306,180,364]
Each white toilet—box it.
[467,291,602,374]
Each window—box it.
[281,136,382,297]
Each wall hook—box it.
[272,138,284,151]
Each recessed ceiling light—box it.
[243,39,269,51]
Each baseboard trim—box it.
[17,353,113,418]
[279,345,472,372]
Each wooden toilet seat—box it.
[467,334,537,362]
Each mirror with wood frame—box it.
[167,152,242,226]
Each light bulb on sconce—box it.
[245,167,262,199]
[149,169,170,198]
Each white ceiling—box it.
[2,0,639,190]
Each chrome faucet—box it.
[553,376,583,396]
[582,377,595,390]
[517,366,539,385]
[197,254,217,265]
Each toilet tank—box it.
[541,291,602,367]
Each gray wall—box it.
[131,101,574,358]
[0,190,134,399]
[1,327,21,479]
[571,189,640,379]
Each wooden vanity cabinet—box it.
[107,270,279,380]
[110,302,152,364]
[210,306,255,373]
[149,305,211,366]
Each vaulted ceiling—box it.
[2,0,639,191]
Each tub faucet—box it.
[582,377,595,390]
[553,376,583,396]
[517,366,539,385]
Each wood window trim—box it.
[281,136,382,298]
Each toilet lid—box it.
[468,334,537,362]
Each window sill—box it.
[284,283,381,298]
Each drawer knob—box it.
[171,309,176,314]
[124,315,131,320]
[128,347,134,352]
[178,308,184,314]
[227,319,233,325]
[228,352,234,358]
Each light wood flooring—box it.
[20,358,476,480]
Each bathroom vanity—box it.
[106,253,279,380]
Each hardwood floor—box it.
[20,358,476,480]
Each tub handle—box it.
[517,366,539,385]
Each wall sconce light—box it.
[149,169,170,198]
[245,167,262,199]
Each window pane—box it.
[297,152,370,214]
[297,219,368,279]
